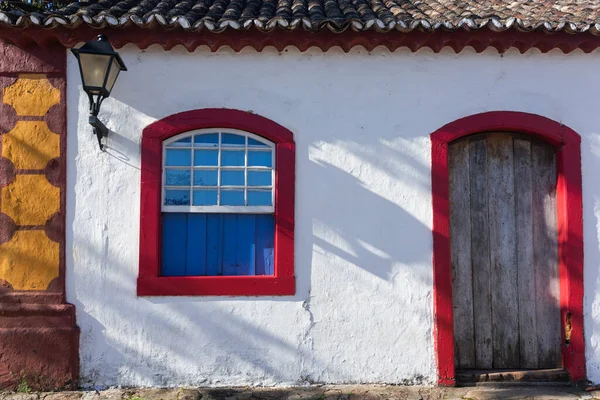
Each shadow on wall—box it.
[306,139,432,282]
[71,260,305,387]
[66,82,436,387]
[63,47,600,385]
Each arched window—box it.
[162,130,275,211]
[138,109,295,296]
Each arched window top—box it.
[162,129,275,213]
[163,129,275,148]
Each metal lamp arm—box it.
[87,93,109,151]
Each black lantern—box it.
[71,35,127,150]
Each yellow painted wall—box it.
[0,75,61,291]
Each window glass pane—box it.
[221,150,245,166]
[193,190,217,205]
[248,138,269,148]
[221,190,245,205]
[193,170,218,186]
[222,133,245,147]
[221,170,244,186]
[194,133,218,147]
[168,137,191,147]
[163,132,278,211]
[165,190,190,205]
[194,150,218,166]
[166,149,191,166]
[247,171,272,186]
[165,169,191,186]
[247,190,272,206]
[248,151,272,167]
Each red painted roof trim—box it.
[3,26,600,53]
[138,108,295,296]
[430,111,585,385]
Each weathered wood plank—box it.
[532,142,562,368]
[469,138,493,369]
[449,139,475,369]
[486,134,520,369]
[514,138,538,368]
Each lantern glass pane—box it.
[79,53,111,93]
[105,58,122,95]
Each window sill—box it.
[137,276,295,296]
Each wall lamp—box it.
[71,35,127,150]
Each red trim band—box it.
[138,276,295,296]
[138,108,295,296]
[2,26,600,54]
[430,111,585,385]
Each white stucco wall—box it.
[66,45,600,388]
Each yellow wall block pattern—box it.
[2,121,60,169]
[0,230,58,290]
[1,175,59,226]
[2,74,60,116]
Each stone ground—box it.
[3,385,600,400]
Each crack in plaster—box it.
[298,293,318,384]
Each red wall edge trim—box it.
[2,26,600,54]
[139,108,295,296]
[430,111,585,385]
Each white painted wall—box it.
[66,45,600,388]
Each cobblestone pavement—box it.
[2,385,600,400]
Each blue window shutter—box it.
[206,214,224,276]
[236,215,256,275]
[162,213,188,276]
[186,214,207,275]
[255,215,275,275]
[161,213,274,276]
[222,215,238,276]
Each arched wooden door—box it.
[449,132,561,372]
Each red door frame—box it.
[431,111,585,385]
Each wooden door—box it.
[449,133,561,370]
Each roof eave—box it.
[1,24,600,54]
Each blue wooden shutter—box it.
[161,213,275,276]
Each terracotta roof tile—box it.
[2,0,600,33]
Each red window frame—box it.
[431,111,585,385]
[138,109,295,296]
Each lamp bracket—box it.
[89,114,109,151]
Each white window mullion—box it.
[163,205,273,213]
